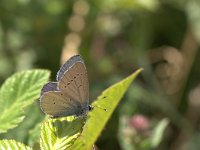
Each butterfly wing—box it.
[40,91,80,117]
[58,56,89,109]
[57,55,83,81]
[41,82,58,96]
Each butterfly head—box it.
[88,105,93,111]
[74,105,93,117]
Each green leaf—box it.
[70,68,143,150]
[28,122,41,147]
[151,118,169,148]
[0,69,50,133]
[187,1,200,42]
[40,117,85,150]
[0,140,32,150]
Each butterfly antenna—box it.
[92,105,107,111]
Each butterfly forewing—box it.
[57,55,84,81]
[58,62,89,107]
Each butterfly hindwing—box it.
[41,82,58,96]
[40,91,81,117]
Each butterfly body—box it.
[39,55,91,118]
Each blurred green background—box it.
[1,0,200,149]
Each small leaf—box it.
[40,117,85,150]
[0,69,50,133]
[0,140,32,150]
[70,68,143,149]
[151,118,169,148]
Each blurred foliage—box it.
[0,0,200,149]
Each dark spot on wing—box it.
[67,83,70,85]
[53,102,55,104]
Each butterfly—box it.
[39,55,92,118]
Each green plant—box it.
[0,68,142,150]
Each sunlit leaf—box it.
[0,70,50,133]
[70,68,143,149]
[0,140,32,150]
[40,117,85,150]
